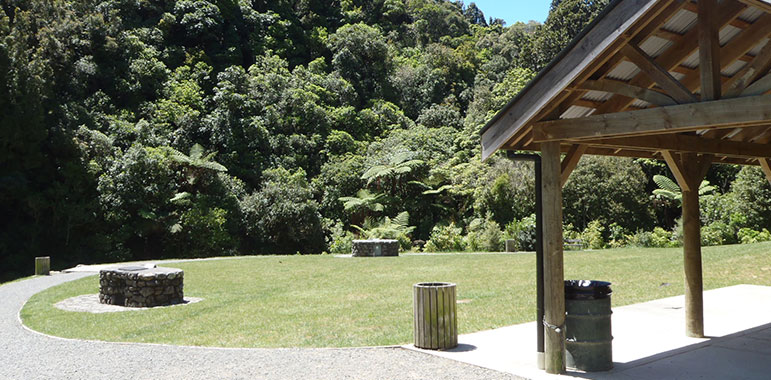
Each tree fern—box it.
[652,174,715,206]
[352,211,415,239]
[339,189,385,213]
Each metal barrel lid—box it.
[565,280,612,300]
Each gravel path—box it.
[1,273,524,380]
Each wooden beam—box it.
[698,0,721,100]
[621,43,698,104]
[741,72,771,96]
[480,0,665,160]
[560,144,587,187]
[729,125,771,142]
[583,134,771,159]
[533,94,771,142]
[680,13,771,92]
[760,158,771,184]
[574,80,677,106]
[653,28,685,41]
[541,141,565,374]
[736,0,771,13]
[538,0,687,122]
[594,1,746,114]
[724,42,771,97]
[661,150,691,192]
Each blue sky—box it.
[468,0,552,25]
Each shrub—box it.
[607,223,628,248]
[424,223,464,252]
[241,167,325,254]
[326,221,356,254]
[581,220,605,249]
[503,214,536,251]
[738,228,771,244]
[628,227,678,248]
[465,217,503,252]
[352,211,415,250]
[562,156,654,233]
[730,167,771,231]
[701,221,733,246]
[170,206,235,258]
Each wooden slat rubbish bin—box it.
[35,256,50,275]
[413,282,457,350]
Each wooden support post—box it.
[760,158,771,184]
[682,183,704,337]
[663,153,711,338]
[35,256,50,276]
[541,141,566,374]
[698,0,721,101]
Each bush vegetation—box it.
[2,0,770,280]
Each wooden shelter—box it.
[481,0,771,374]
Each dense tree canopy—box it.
[1,0,769,281]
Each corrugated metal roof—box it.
[739,5,765,22]
[747,38,769,56]
[560,106,594,119]
[482,0,771,164]
[581,90,613,102]
[661,9,695,34]
[606,61,640,81]
[682,51,700,69]
[640,36,672,58]
[720,25,742,46]
[723,60,747,77]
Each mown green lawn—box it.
[20,242,771,348]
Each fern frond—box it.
[392,211,410,227]
[698,180,715,196]
[653,175,680,193]
[653,188,680,201]
[423,184,452,195]
[189,143,205,160]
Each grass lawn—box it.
[20,242,771,348]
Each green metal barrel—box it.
[565,280,613,371]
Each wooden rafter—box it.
[541,0,688,121]
[741,72,771,96]
[533,94,771,142]
[593,1,746,114]
[661,150,691,191]
[574,79,677,106]
[760,158,771,184]
[480,0,667,160]
[529,144,759,166]
[560,144,587,187]
[680,13,771,92]
[724,41,771,97]
[621,43,697,104]
[729,125,771,142]
[736,0,771,13]
[698,0,721,101]
[581,134,771,159]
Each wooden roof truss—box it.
[481,0,771,176]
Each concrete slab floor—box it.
[406,284,771,380]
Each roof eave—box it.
[479,0,663,161]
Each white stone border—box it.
[54,294,203,313]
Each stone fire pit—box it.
[352,239,399,257]
[99,266,184,307]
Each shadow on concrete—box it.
[443,343,477,353]
[566,322,771,380]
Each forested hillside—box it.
[2,0,770,281]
